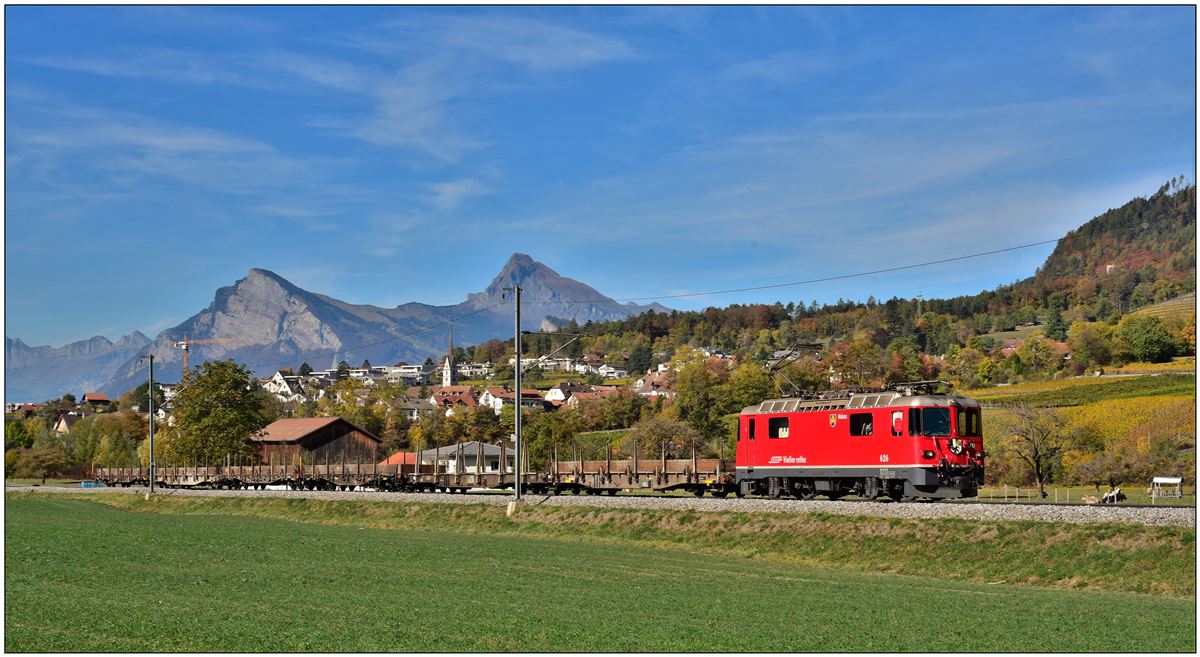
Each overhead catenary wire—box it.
[142,300,510,398]
[143,236,1062,390]
[521,237,1063,304]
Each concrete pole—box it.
[147,355,155,494]
[514,284,523,501]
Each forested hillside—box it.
[496,181,1195,389]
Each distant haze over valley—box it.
[5,254,667,401]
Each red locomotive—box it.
[736,381,984,501]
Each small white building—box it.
[597,364,628,379]
[418,441,516,474]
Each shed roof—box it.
[254,417,381,443]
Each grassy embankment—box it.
[5,495,1193,652]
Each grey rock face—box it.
[9,254,665,398]
[5,331,150,401]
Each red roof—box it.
[83,393,109,402]
[379,451,417,465]
[254,417,380,443]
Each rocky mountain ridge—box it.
[6,254,667,400]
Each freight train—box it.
[94,382,983,502]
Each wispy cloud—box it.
[6,91,363,230]
[721,50,834,83]
[21,49,274,89]
[426,178,489,212]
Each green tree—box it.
[316,378,385,436]
[674,359,724,445]
[1042,308,1068,342]
[1066,321,1114,369]
[298,362,313,376]
[167,360,271,462]
[627,345,653,376]
[1117,315,1176,363]
[5,420,32,450]
[335,361,351,380]
[724,363,771,413]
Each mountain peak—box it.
[496,253,543,280]
[246,267,289,284]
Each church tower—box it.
[442,324,456,387]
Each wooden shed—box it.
[251,417,381,464]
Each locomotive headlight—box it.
[922,450,935,459]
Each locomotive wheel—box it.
[826,493,845,501]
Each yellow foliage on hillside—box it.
[966,377,1113,399]
[1060,395,1195,446]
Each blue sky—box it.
[6,6,1195,346]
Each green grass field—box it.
[980,324,1044,342]
[5,495,1195,652]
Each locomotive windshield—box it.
[911,408,952,437]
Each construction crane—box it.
[174,334,239,379]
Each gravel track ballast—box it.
[9,485,1193,527]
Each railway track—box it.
[10,484,1193,527]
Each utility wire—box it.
[141,300,509,394]
[142,236,1061,387]
[521,237,1062,304]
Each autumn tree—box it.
[1000,406,1068,498]
[621,416,698,459]
[22,447,73,483]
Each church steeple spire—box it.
[442,323,456,387]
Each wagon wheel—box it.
[793,490,816,500]
[692,488,705,498]
[826,493,845,501]
[712,491,729,499]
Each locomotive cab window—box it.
[909,408,952,437]
[745,418,756,441]
[768,417,789,438]
[956,408,981,437]
[849,413,873,436]
[921,408,952,436]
